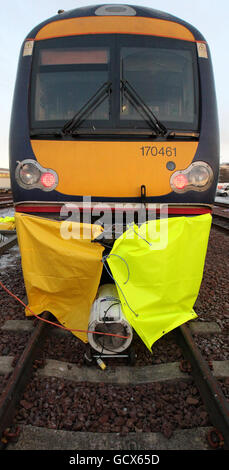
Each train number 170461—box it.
[140,146,177,157]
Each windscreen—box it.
[30,35,199,132]
[32,44,110,125]
[121,47,196,125]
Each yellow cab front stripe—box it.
[35,16,195,42]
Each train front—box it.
[9,4,219,218]
[8,5,220,353]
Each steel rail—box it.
[0,234,17,255]
[0,197,13,208]
[213,201,229,209]
[0,311,51,447]
[176,323,229,450]
[212,214,229,233]
[0,203,13,208]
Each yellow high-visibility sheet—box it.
[107,214,212,351]
[0,216,15,230]
[15,213,104,342]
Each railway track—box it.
[0,192,13,209]
[213,200,229,208]
[0,190,16,254]
[212,214,229,233]
[0,232,17,255]
[0,313,228,451]
[0,223,228,453]
[212,203,229,233]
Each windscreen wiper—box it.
[121,79,167,136]
[167,130,200,139]
[30,129,63,137]
[61,81,112,135]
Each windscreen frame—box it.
[29,33,200,133]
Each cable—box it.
[104,301,120,316]
[0,279,130,339]
[127,222,153,247]
[102,253,130,285]
[102,255,139,318]
[100,301,121,355]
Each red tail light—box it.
[173,174,188,190]
[40,172,56,188]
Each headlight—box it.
[15,159,58,191]
[170,162,213,193]
[19,163,41,186]
[188,164,211,187]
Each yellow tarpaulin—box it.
[107,214,212,351]
[0,216,15,231]
[15,213,104,342]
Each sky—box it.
[0,0,228,169]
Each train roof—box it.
[27,3,206,42]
